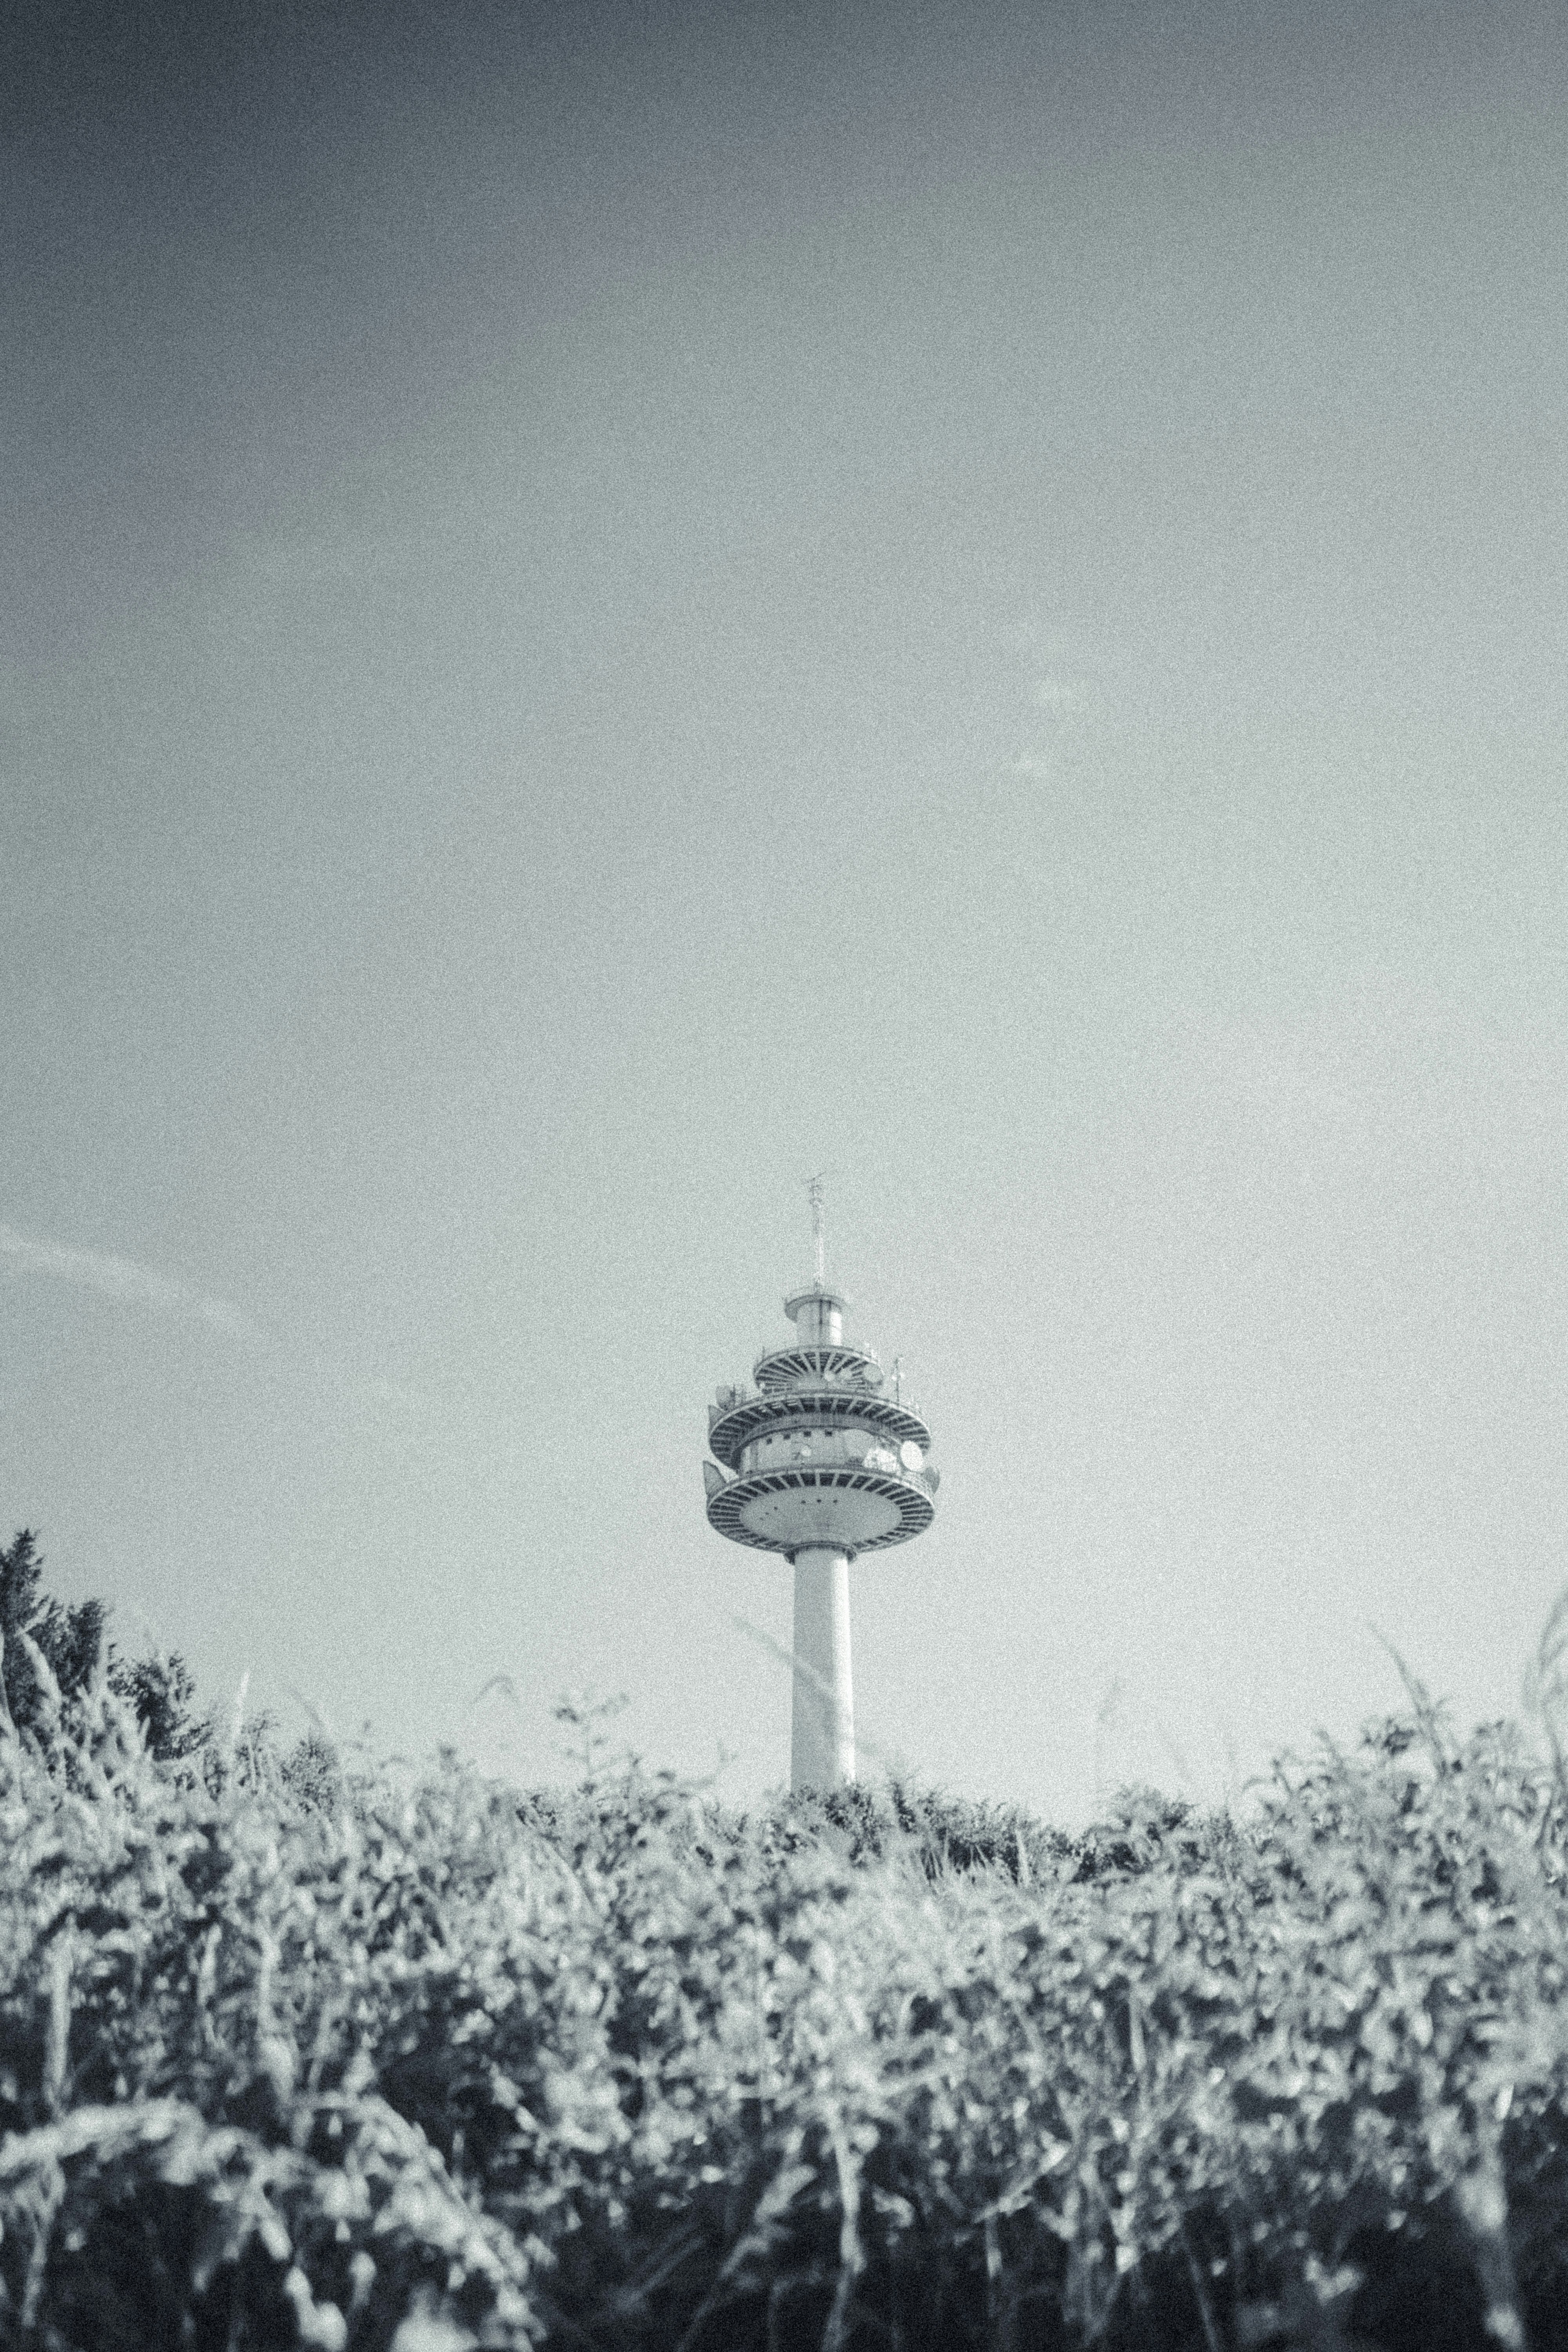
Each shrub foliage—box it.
[4,1656,1568,2347]
[0,1529,207,1763]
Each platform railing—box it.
[720,1372,925,1418]
[750,1338,884,1376]
[728,1442,938,1496]
[710,1392,928,1442]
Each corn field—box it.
[5,1640,1568,2351]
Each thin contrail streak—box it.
[0,1220,426,1410]
[0,1221,269,1343]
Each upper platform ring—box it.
[710,1383,932,1470]
[753,1341,880,1390]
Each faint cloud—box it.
[1006,623,1100,780]
[368,1378,430,1414]
[1031,673,1085,715]
[0,1220,427,1413]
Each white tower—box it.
[703,1186,940,1789]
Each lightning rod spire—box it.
[807,1172,826,1288]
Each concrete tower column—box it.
[791,1546,854,1788]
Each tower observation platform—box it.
[702,1191,940,1789]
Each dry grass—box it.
[3,1645,1568,2350]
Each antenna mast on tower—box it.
[807,1173,826,1289]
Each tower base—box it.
[790,1547,854,1790]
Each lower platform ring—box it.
[706,1464,935,1556]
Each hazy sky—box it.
[5,0,1567,1820]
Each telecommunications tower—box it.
[702,1183,940,1789]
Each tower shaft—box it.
[790,1546,854,1789]
[705,1186,937,1792]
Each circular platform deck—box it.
[704,1459,936,1557]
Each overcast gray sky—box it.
[4,0,1566,1818]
